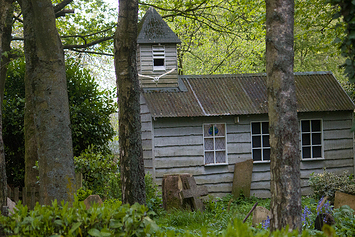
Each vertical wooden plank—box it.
[31,188,35,210]
[7,187,11,201]
[22,187,27,206]
[14,187,19,203]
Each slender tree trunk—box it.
[266,0,302,232]
[114,0,146,205]
[20,0,75,205]
[0,0,13,211]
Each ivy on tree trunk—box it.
[266,0,302,232]
[114,0,146,205]
[20,0,75,205]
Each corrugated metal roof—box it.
[137,7,181,44]
[143,72,355,118]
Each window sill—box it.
[153,66,166,71]
[301,158,325,161]
[253,160,270,164]
[205,163,228,167]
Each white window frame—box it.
[203,123,227,165]
[152,45,165,71]
[251,121,270,163]
[300,119,324,160]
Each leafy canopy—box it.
[3,58,117,187]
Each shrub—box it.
[74,145,120,199]
[76,187,93,201]
[308,170,355,202]
[0,198,158,236]
[333,205,355,236]
[2,59,117,187]
[145,173,164,215]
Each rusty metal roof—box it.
[143,72,355,118]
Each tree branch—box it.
[61,26,116,39]
[55,9,74,18]
[67,48,114,56]
[63,35,114,49]
[53,0,74,13]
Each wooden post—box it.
[31,188,35,209]
[243,202,258,223]
[14,187,19,203]
[22,187,27,205]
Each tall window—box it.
[251,122,270,162]
[152,45,165,71]
[203,124,226,165]
[301,119,322,159]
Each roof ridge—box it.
[179,71,332,79]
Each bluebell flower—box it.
[262,216,270,230]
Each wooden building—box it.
[137,7,355,198]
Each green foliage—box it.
[328,0,355,82]
[76,187,93,201]
[74,145,120,199]
[333,205,355,236]
[308,170,355,202]
[0,198,158,236]
[145,173,164,215]
[66,60,117,156]
[144,0,345,82]
[2,59,26,187]
[53,0,117,54]
[2,59,117,187]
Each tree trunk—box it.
[0,0,13,211]
[265,0,302,232]
[20,0,75,205]
[114,0,146,205]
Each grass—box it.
[154,194,271,235]
[152,194,342,236]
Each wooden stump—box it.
[162,173,191,211]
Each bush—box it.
[74,145,120,199]
[0,198,158,236]
[76,187,93,201]
[145,173,164,215]
[308,170,355,202]
[3,59,117,187]
[333,205,355,236]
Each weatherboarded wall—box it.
[140,95,155,177]
[138,44,179,88]
[141,110,354,198]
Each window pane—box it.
[313,146,322,158]
[263,149,270,161]
[302,147,311,158]
[302,134,310,146]
[312,120,321,132]
[252,123,261,134]
[263,135,270,147]
[213,124,224,136]
[252,136,261,148]
[204,124,213,137]
[204,138,214,150]
[215,138,225,150]
[253,149,261,161]
[302,120,310,132]
[312,133,321,145]
[262,122,269,134]
[216,151,226,163]
[205,152,214,164]
[154,59,164,66]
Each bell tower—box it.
[137,7,181,88]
